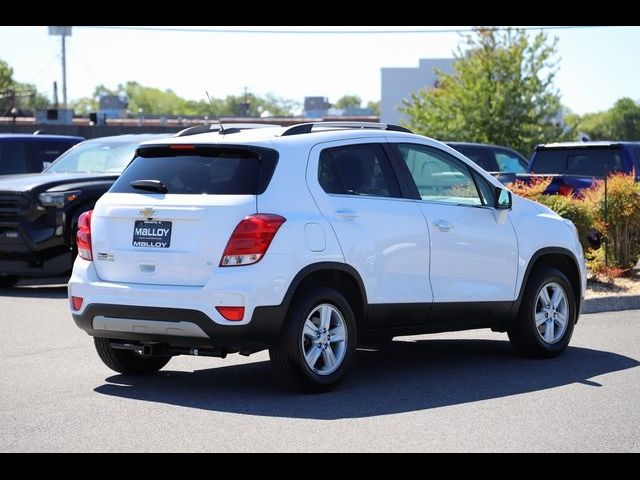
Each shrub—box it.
[509,176,552,200]
[509,177,595,252]
[582,172,640,271]
[535,195,594,249]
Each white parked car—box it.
[69,122,586,392]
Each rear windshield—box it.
[532,148,625,176]
[109,146,278,195]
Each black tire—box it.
[94,338,171,374]
[0,276,19,288]
[269,286,357,393]
[508,267,576,358]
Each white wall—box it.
[381,58,455,125]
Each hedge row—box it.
[510,172,640,277]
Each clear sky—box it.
[0,25,638,115]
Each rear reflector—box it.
[215,306,245,321]
[220,214,286,266]
[76,210,93,261]
[71,296,83,311]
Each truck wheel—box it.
[508,267,576,358]
[94,338,171,374]
[0,276,19,288]
[269,286,357,393]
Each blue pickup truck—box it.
[522,141,640,196]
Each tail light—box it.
[220,214,286,266]
[558,185,573,196]
[76,210,93,261]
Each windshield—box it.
[45,140,140,174]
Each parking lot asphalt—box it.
[0,281,638,452]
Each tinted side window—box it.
[111,147,277,195]
[451,146,498,172]
[318,144,401,198]
[494,149,527,173]
[32,141,76,172]
[0,141,27,174]
[397,143,483,206]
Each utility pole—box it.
[61,32,67,108]
[48,27,72,108]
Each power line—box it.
[68,46,104,86]
[78,25,615,35]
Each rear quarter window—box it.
[110,146,278,195]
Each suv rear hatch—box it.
[91,144,278,286]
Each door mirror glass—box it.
[495,188,512,210]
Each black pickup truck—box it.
[0,134,170,287]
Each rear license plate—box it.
[132,220,172,248]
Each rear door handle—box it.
[335,209,359,220]
[433,219,453,232]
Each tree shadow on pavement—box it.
[94,339,639,420]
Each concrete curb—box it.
[583,295,640,314]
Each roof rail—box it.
[175,123,281,137]
[280,121,412,137]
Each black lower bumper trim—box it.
[72,303,287,350]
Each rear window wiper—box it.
[129,179,168,193]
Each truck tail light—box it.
[220,214,286,266]
[76,210,93,261]
[558,185,573,196]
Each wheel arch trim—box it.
[513,246,583,318]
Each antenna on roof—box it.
[206,91,224,134]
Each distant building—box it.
[342,106,375,116]
[35,108,74,125]
[381,58,455,125]
[304,96,330,118]
[99,95,128,119]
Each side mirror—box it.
[494,187,512,210]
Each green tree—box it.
[401,27,566,156]
[0,58,14,91]
[1,57,50,114]
[366,100,380,116]
[70,84,298,118]
[333,95,362,110]
[571,98,640,141]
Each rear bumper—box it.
[68,257,292,349]
[72,303,287,350]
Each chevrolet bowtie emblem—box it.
[139,207,157,218]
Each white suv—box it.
[69,122,586,392]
